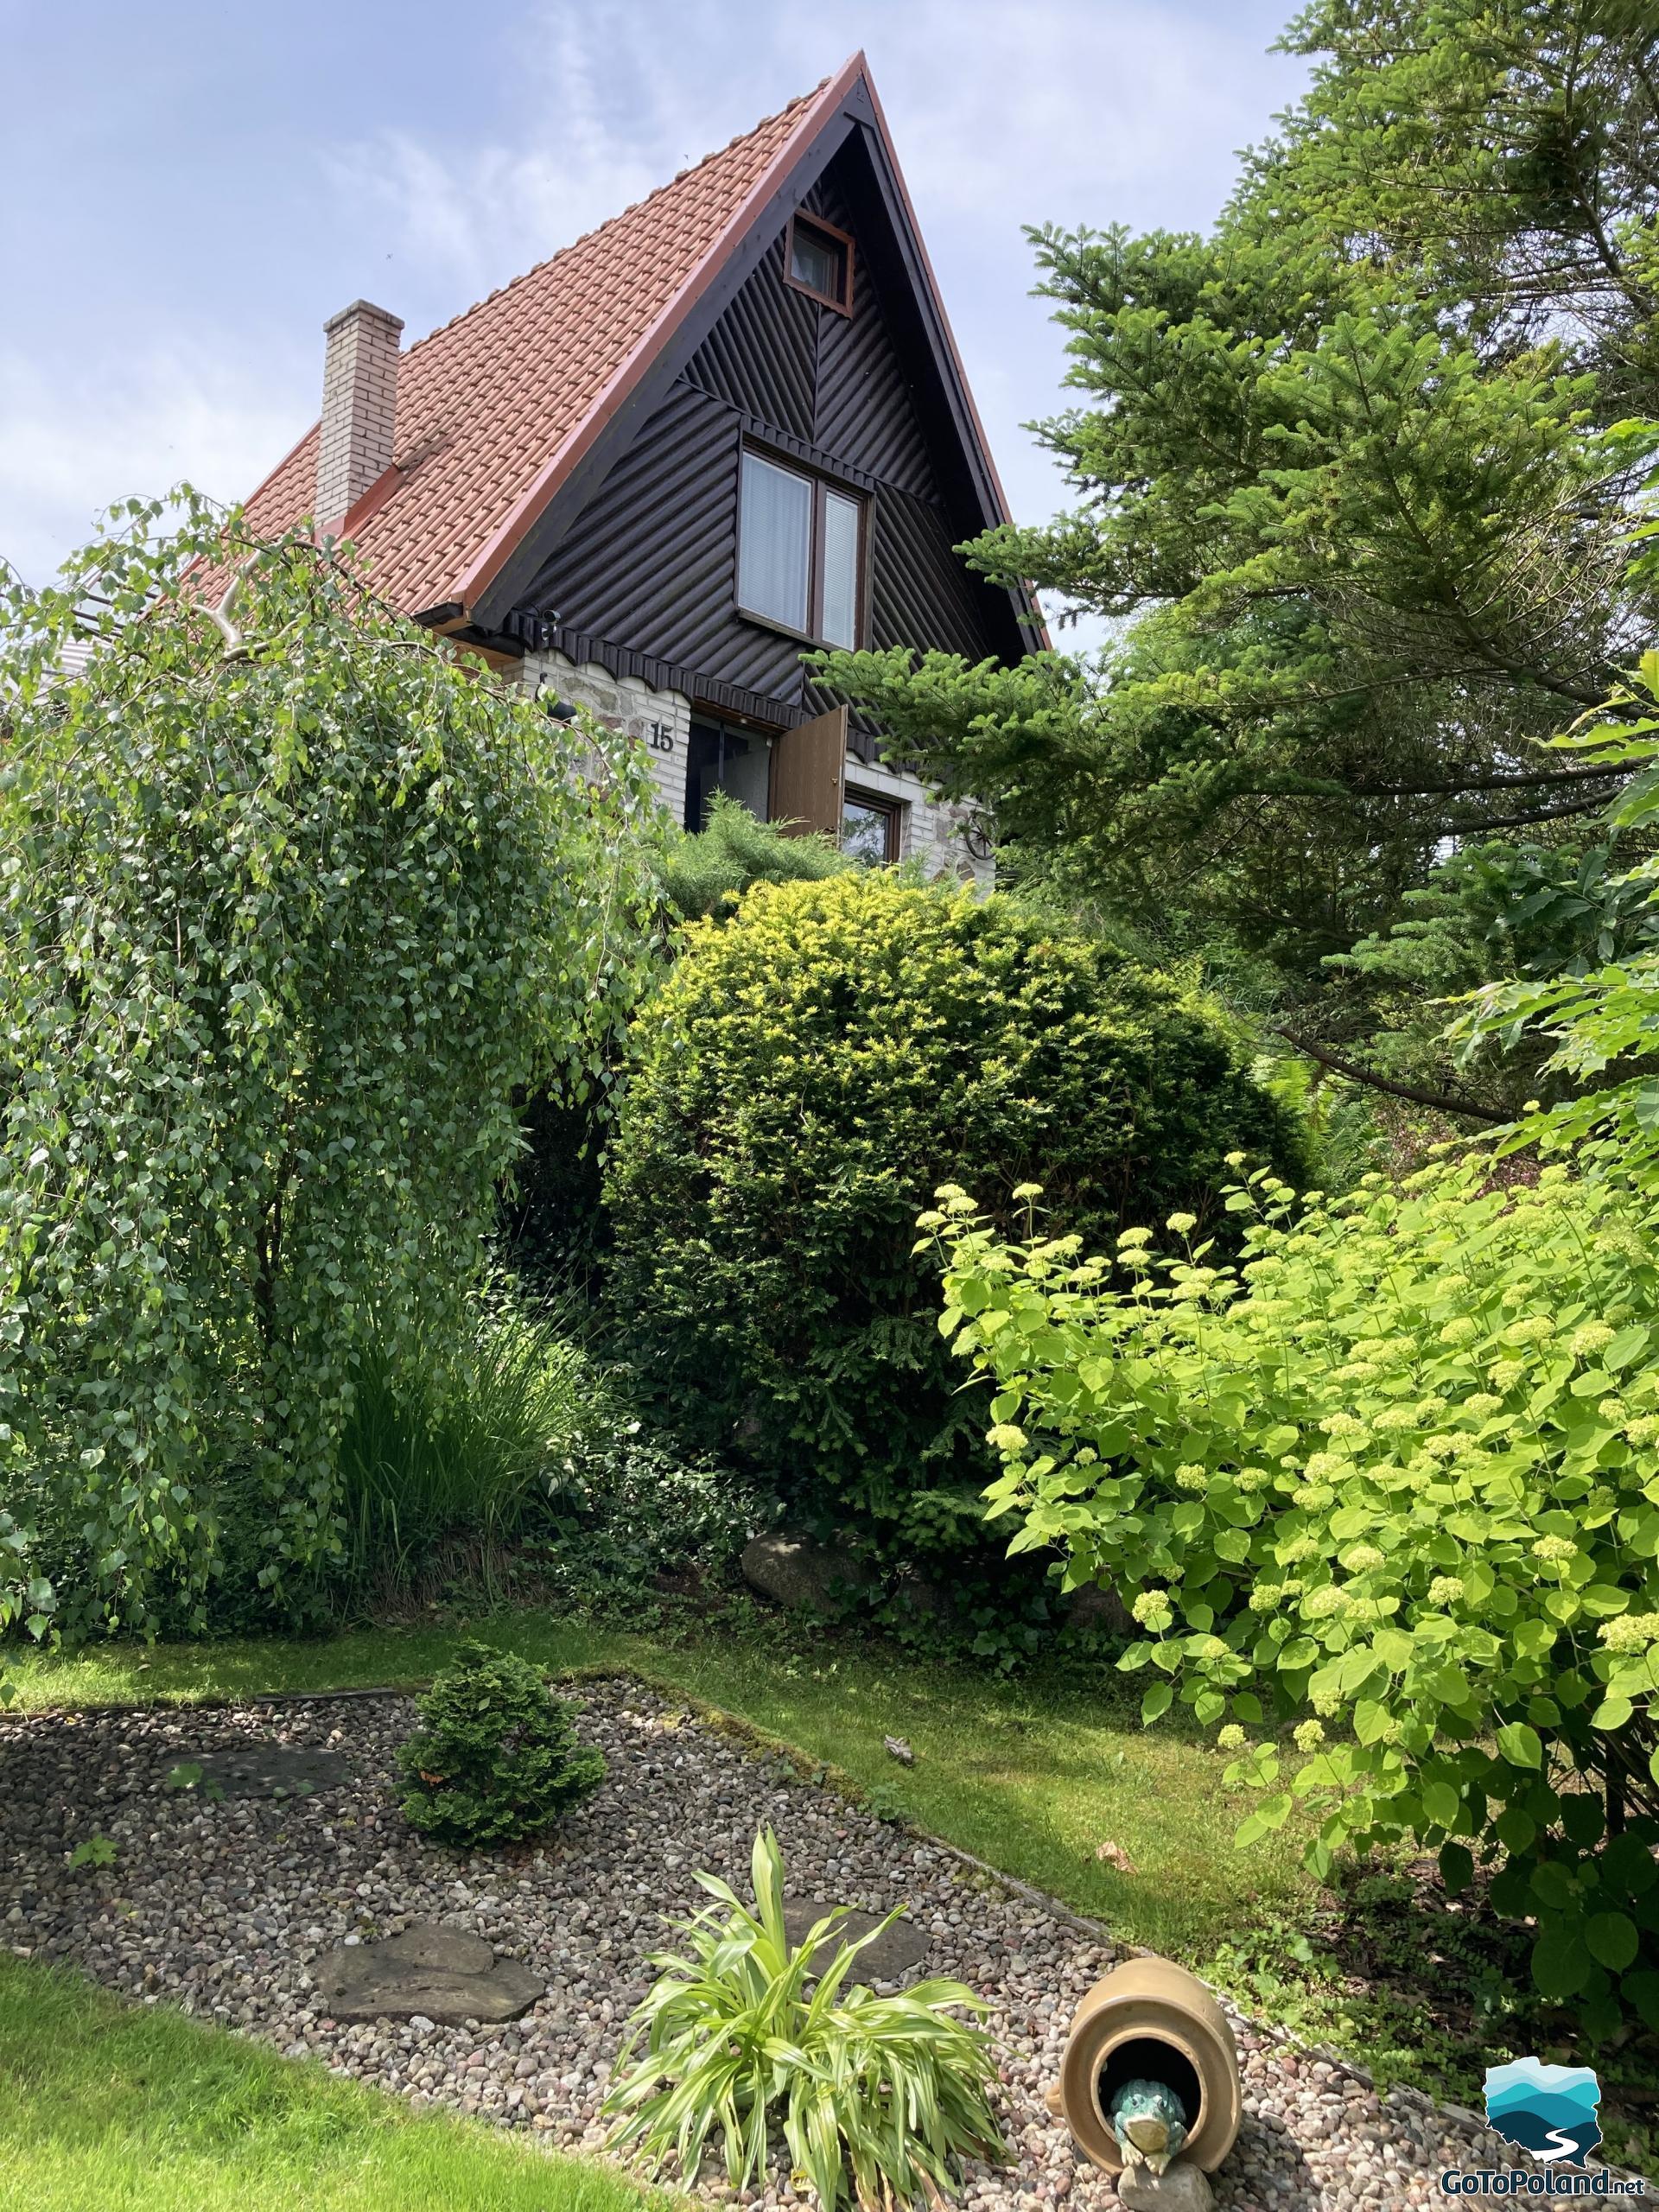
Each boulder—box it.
[1065,1582,1136,1637]
[1116,2158,1216,2212]
[741,1531,880,1614]
[312,1920,544,2024]
[167,1743,353,1801]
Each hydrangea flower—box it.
[1371,1405,1419,1433]
[1599,1611,1659,1652]
[1505,1315,1555,1346]
[1294,1719,1326,1751]
[1287,1489,1332,1518]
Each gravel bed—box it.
[0,1680,1541,2208]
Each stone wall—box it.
[522,648,691,823]
[520,646,991,885]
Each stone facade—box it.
[521,645,992,885]
[522,648,692,823]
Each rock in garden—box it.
[312,1920,545,2023]
[781,1898,929,1981]
[1064,1583,1135,1637]
[1115,2158,1215,2212]
[167,1743,354,1800]
[740,1531,880,1613]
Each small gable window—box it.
[738,448,864,647]
[785,213,854,315]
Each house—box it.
[233,52,1036,875]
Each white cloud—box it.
[0,346,307,589]
[860,0,1285,229]
[320,5,741,302]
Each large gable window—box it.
[738,448,864,648]
[785,213,854,314]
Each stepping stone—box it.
[312,1920,545,2024]
[782,1897,929,1981]
[166,1744,354,1801]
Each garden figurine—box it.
[1106,2079,1190,2174]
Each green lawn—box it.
[0,1954,656,2212]
[5,1610,1313,1961]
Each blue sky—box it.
[0,0,1306,590]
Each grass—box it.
[334,1297,599,1599]
[0,1954,657,2212]
[4,1608,1313,1961]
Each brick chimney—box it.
[315,299,404,532]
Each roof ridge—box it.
[406,69,838,359]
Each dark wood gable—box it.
[511,131,1026,731]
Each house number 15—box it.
[648,721,675,754]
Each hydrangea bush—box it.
[928,1157,1659,2035]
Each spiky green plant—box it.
[603,1827,1005,2209]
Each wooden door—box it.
[768,705,847,837]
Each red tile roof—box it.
[239,60,863,617]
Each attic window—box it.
[785,213,854,314]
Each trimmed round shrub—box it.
[603,874,1300,1553]
[396,1642,606,1848]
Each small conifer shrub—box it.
[396,1641,606,1849]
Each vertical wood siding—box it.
[518,136,1021,722]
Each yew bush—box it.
[605,873,1296,1554]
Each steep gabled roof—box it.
[237,54,1016,628]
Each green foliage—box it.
[931,1156,1659,2037]
[1326,837,1659,1116]
[604,873,1298,1552]
[1460,650,1659,1166]
[664,791,854,921]
[524,1425,773,1628]
[396,1640,606,1849]
[811,3,1659,995]
[0,494,659,1656]
[67,1833,118,1871]
[334,1289,599,1602]
[603,1825,1004,2209]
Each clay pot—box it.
[1052,1956,1242,2174]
